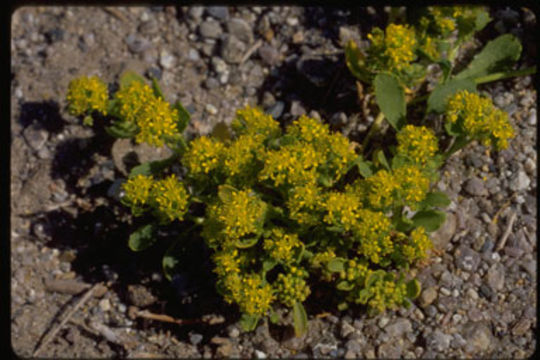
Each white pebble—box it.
[205,104,218,115]
[99,298,111,312]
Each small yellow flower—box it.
[66,76,109,116]
[122,174,154,212]
[183,136,225,175]
[232,105,281,138]
[323,192,362,231]
[223,273,274,316]
[353,209,393,264]
[263,228,302,264]
[396,125,439,164]
[274,271,310,307]
[151,174,189,222]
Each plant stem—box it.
[474,66,537,85]
[361,112,385,151]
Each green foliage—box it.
[427,78,476,114]
[128,223,157,251]
[373,73,406,129]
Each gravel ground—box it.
[11,6,536,358]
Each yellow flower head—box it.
[274,269,310,307]
[287,115,329,144]
[446,90,515,150]
[396,125,439,164]
[263,228,302,264]
[368,24,417,71]
[353,209,393,264]
[323,192,362,231]
[363,169,398,209]
[340,258,371,283]
[232,105,281,138]
[151,174,189,222]
[114,81,155,123]
[213,249,242,277]
[223,133,265,177]
[287,184,321,218]
[183,136,225,175]
[224,273,274,316]
[214,188,266,239]
[66,76,109,116]
[122,174,154,212]
[393,165,430,206]
[402,226,432,262]
[363,275,407,313]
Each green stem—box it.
[474,66,537,85]
[443,135,469,160]
[361,112,385,151]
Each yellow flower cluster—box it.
[222,273,274,316]
[368,24,417,71]
[213,189,266,240]
[353,209,393,264]
[183,136,225,175]
[393,165,430,205]
[396,125,439,164]
[274,267,311,307]
[446,90,515,149]
[259,142,321,187]
[232,106,281,138]
[66,76,109,116]
[323,192,362,231]
[339,258,371,283]
[223,134,264,177]
[122,174,154,211]
[402,226,432,261]
[428,7,456,34]
[420,36,439,59]
[152,174,189,222]
[263,228,302,264]
[363,169,397,209]
[365,277,407,313]
[287,185,321,225]
[310,248,336,270]
[213,249,241,277]
[115,81,179,147]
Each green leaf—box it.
[174,102,191,133]
[218,184,238,203]
[129,156,176,177]
[357,288,371,304]
[411,210,446,232]
[106,119,139,138]
[262,259,277,273]
[427,78,476,114]
[269,311,280,324]
[337,302,349,311]
[438,59,452,83]
[391,154,407,170]
[128,223,156,251]
[83,115,94,126]
[365,269,385,288]
[336,281,355,291]
[406,279,422,299]
[345,40,372,83]
[355,156,374,178]
[444,120,463,136]
[421,191,451,208]
[394,215,414,233]
[239,313,260,332]
[235,237,259,249]
[151,77,165,100]
[119,70,146,89]
[456,8,492,42]
[455,34,522,80]
[162,250,180,282]
[373,73,406,130]
[292,301,308,337]
[327,258,346,273]
[374,149,391,171]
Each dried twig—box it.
[240,39,262,65]
[496,212,517,252]
[131,308,224,326]
[33,283,101,357]
[103,8,128,23]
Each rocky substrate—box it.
[11,6,536,358]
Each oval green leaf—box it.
[128,223,156,251]
[292,301,308,337]
[373,73,406,130]
[411,209,446,232]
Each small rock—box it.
[512,318,531,336]
[227,18,254,44]
[466,288,479,300]
[340,320,356,338]
[377,342,403,358]
[339,26,356,45]
[146,67,162,80]
[187,6,204,19]
[206,6,229,21]
[199,20,222,39]
[99,298,111,312]
[385,318,412,338]
[510,171,530,192]
[431,212,456,251]
[211,56,229,74]
[290,101,306,117]
[228,327,240,338]
[425,330,452,352]
[464,177,488,196]
[420,287,438,307]
[528,109,536,125]
[330,112,347,127]
[292,31,304,44]
[378,317,390,328]
[463,322,493,354]
[267,101,284,119]
[454,245,481,272]
[159,50,176,69]
[258,44,280,66]
[204,77,220,89]
[45,28,64,43]
[254,350,267,359]
[221,35,246,64]
[485,262,505,291]
[205,104,218,115]
[23,124,48,151]
[125,33,151,53]
[523,158,535,175]
[127,284,157,307]
[138,20,159,35]
[189,332,203,345]
[187,48,200,61]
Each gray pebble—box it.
[227,18,254,44]
[454,245,481,272]
[159,50,176,69]
[267,101,285,119]
[188,48,200,61]
[206,6,229,21]
[190,332,203,345]
[187,6,204,19]
[464,177,488,196]
[138,20,159,36]
[221,35,246,64]
[528,109,536,125]
[23,124,48,151]
[211,56,229,74]
[199,20,222,39]
[385,318,412,338]
[425,330,452,352]
[125,33,151,53]
[258,44,280,66]
[509,170,530,192]
[420,287,438,308]
[290,101,307,117]
[431,212,456,251]
[485,262,505,291]
[463,322,493,353]
[204,77,220,89]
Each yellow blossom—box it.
[66,76,109,116]
[274,269,310,306]
[323,192,362,231]
[263,228,302,264]
[151,174,189,222]
[122,174,154,214]
[232,105,281,138]
[396,125,439,164]
[353,209,393,264]
[183,136,225,175]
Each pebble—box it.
[187,6,204,19]
[206,6,229,21]
[267,101,285,119]
[211,56,229,74]
[378,316,390,328]
[99,298,111,312]
[205,103,218,115]
[340,320,356,338]
[463,322,493,353]
[227,18,254,44]
[420,287,438,307]
[290,101,306,117]
[125,33,151,53]
[431,213,456,250]
[221,35,246,63]
[138,20,159,35]
[199,20,222,39]
[187,48,200,61]
[228,327,240,338]
[159,50,176,69]
[485,262,505,291]
[258,44,280,66]
[425,330,452,352]
[509,170,530,191]
[385,318,412,338]
[189,332,203,345]
[454,245,481,272]
[23,124,48,151]
[254,350,267,359]
[528,109,536,125]
[464,177,488,196]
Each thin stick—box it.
[240,39,262,65]
[33,283,100,357]
[496,212,517,252]
[135,309,206,325]
[361,112,385,151]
